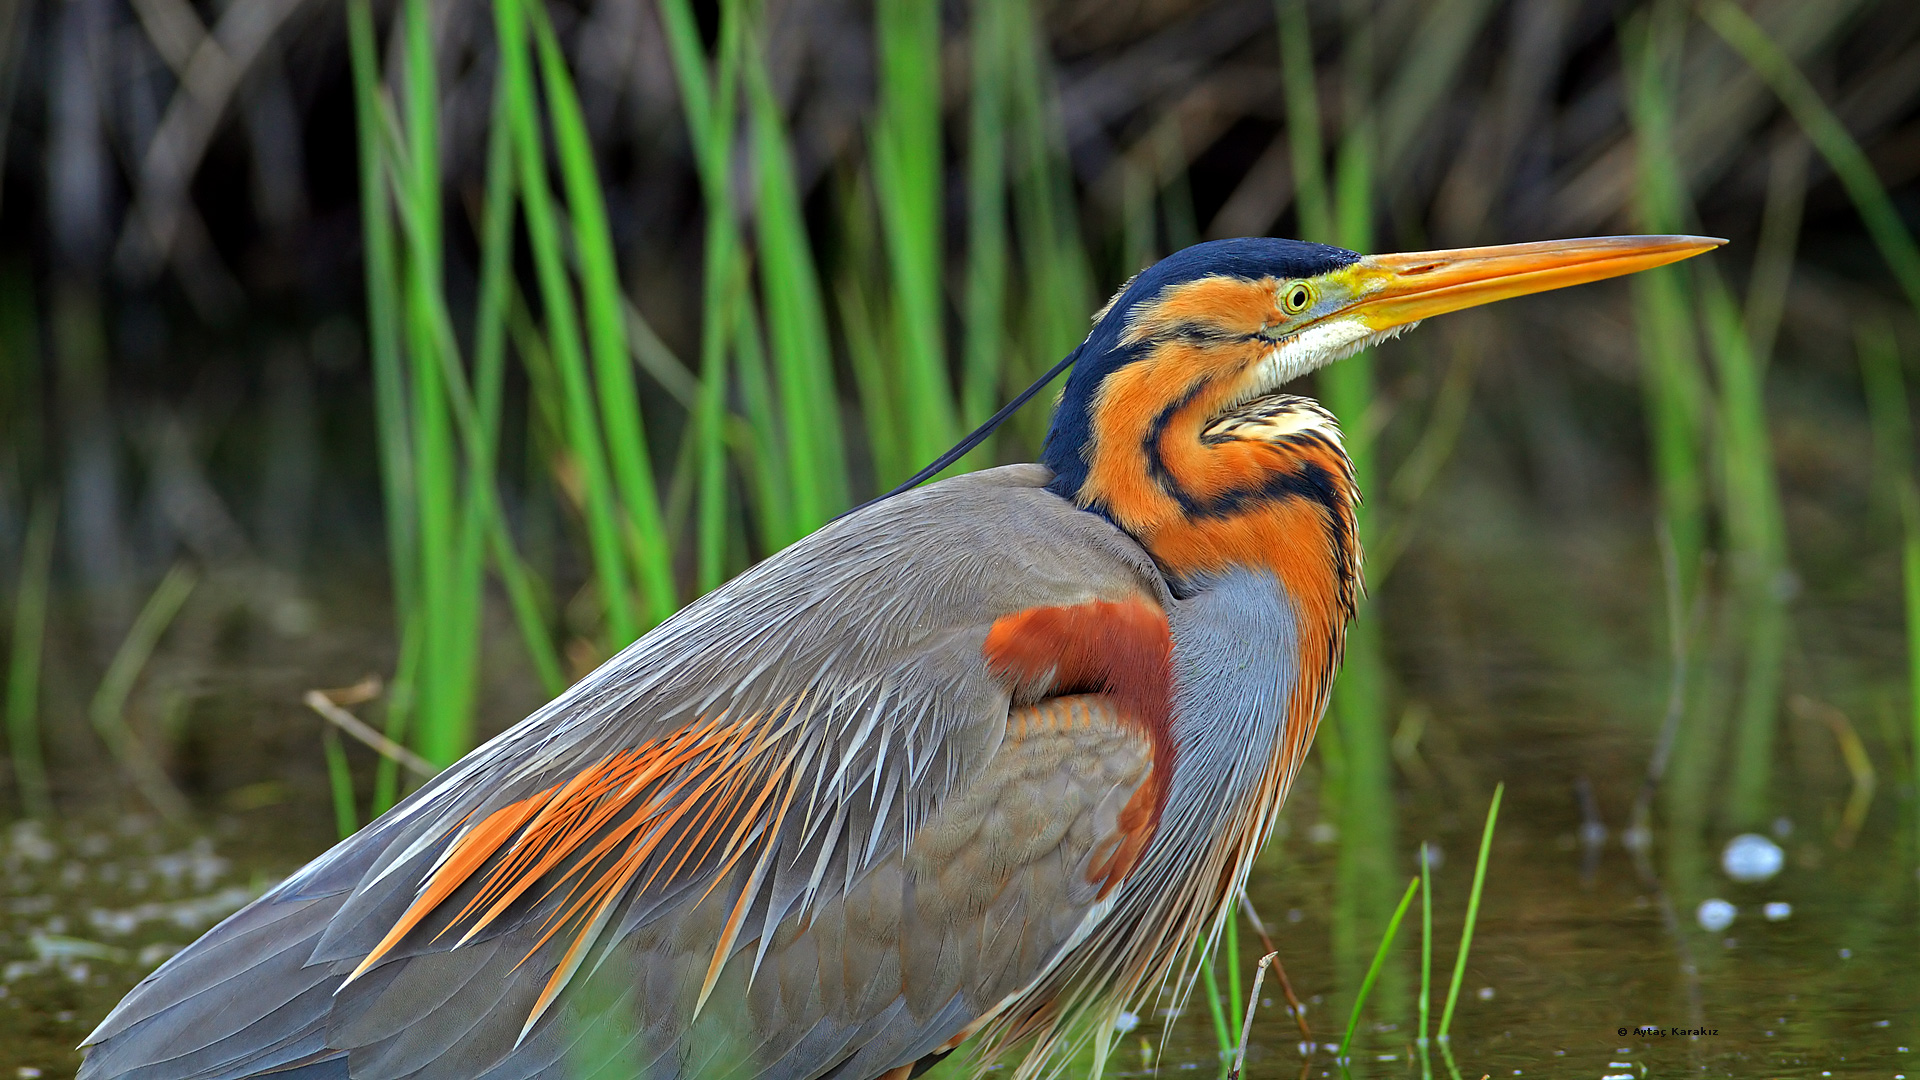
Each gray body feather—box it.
[80,465,1307,1080]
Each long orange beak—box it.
[1337,235,1724,332]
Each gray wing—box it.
[80,465,1173,1080]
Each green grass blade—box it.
[528,3,677,624]
[1199,933,1235,1061]
[1704,1,1920,316]
[1859,319,1909,533]
[744,20,849,527]
[1004,0,1091,450]
[89,564,197,825]
[347,0,417,634]
[1903,482,1920,870]
[372,616,420,815]
[1341,875,1420,1061]
[1623,7,1711,607]
[961,0,1010,469]
[838,267,904,487]
[1698,268,1788,827]
[730,274,793,549]
[660,0,745,590]
[873,0,954,474]
[496,0,638,646]
[1438,782,1503,1041]
[1276,0,1331,241]
[5,492,55,817]
[1419,842,1432,1055]
[323,728,358,839]
[395,0,483,766]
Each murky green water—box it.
[4,528,1916,1079]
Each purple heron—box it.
[80,235,1718,1080]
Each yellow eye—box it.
[1282,282,1315,315]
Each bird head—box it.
[1039,234,1721,589]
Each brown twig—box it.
[1238,889,1312,1042]
[1228,951,1280,1080]
[303,688,435,779]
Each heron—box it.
[79,234,1719,1080]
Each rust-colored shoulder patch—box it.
[983,597,1176,893]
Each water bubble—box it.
[1839,948,1852,959]
[1696,898,1736,932]
[1478,987,1495,1000]
[1722,834,1784,883]
[1763,902,1792,921]
[1771,816,1793,839]
[1113,1011,1139,1034]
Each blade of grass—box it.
[1340,875,1420,1061]
[5,492,54,817]
[730,271,793,549]
[961,0,1010,470]
[1903,482,1920,875]
[323,728,358,839]
[743,15,849,527]
[390,0,485,767]
[347,0,417,636]
[1418,842,1433,1056]
[1198,931,1235,1063]
[497,0,638,645]
[468,45,567,699]
[1276,0,1331,241]
[1437,782,1503,1041]
[872,0,955,474]
[659,0,745,590]
[1699,267,1788,828]
[1859,318,1909,534]
[372,614,420,814]
[1004,0,1091,452]
[527,1,676,624]
[89,563,196,825]
[1704,1,1920,316]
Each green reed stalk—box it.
[1418,843,1433,1050]
[1699,270,1788,828]
[1705,1,1920,317]
[1225,912,1242,1052]
[659,0,745,589]
[90,564,197,825]
[1861,320,1920,874]
[400,0,489,766]
[1276,0,1330,241]
[873,0,955,475]
[5,493,54,817]
[1199,933,1235,1061]
[744,20,849,530]
[961,0,1010,470]
[1341,876,1419,1061]
[528,4,676,624]
[498,0,639,643]
[730,276,792,550]
[1859,320,1909,533]
[1904,483,1920,873]
[469,78,567,698]
[323,728,358,839]
[1004,0,1091,452]
[838,256,905,486]
[1438,782,1502,1041]
[347,0,418,694]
